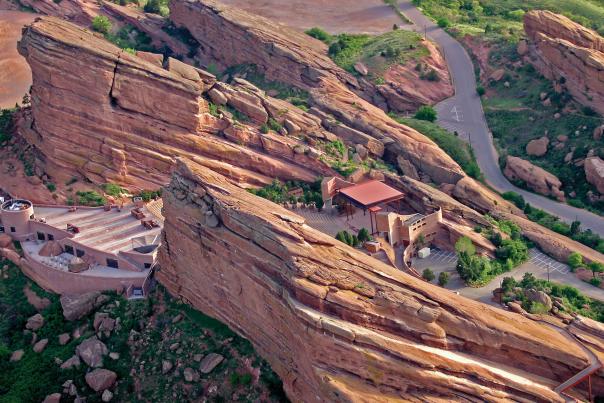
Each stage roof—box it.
[338,180,404,208]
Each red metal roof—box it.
[338,180,404,207]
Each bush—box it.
[438,271,449,287]
[143,0,161,13]
[358,228,371,243]
[567,252,583,270]
[476,86,486,96]
[455,236,475,255]
[268,118,282,133]
[437,17,450,28]
[45,183,56,193]
[92,16,111,34]
[422,268,435,282]
[589,278,602,287]
[305,27,331,43]
[414,105,437,122]
[502,191,525,209]
[103,183,125,197]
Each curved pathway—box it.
[397,1,604,237]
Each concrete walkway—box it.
[396,1,604,236]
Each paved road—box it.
[397,1,604,236]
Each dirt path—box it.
[218,0,403,34]
[0,11,38,109]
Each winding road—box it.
[397,1,604,237]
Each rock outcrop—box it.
[524,10,604,115]
[504,156,565,201]
[585,156,604,194]
[526,136,549,156]
[17,17,339,190]
[169,0,466,185]
[158,158,603,402]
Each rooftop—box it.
[34,200,163,254]
[2,199,32,211]
[338,180,404,208]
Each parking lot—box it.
[527,249,570,275]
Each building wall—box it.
[0,201,35,241]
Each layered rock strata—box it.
[158,158,603,402]
[17,17,341,190]
[524,10,604,115]
[170,0,466,185]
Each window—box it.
[107,258,119,269]
[37,232,45,241]
[0,226,4,233]
[30,214,34,220]
[64,245,74,255]
[47,234,54,241]
[10,227,15,233]
[76,249,85,257]
[144,263,152,269]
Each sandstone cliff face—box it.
[158,158,602,402]
[170,0,466,185]
[17,17,340,190]
[524,10,604,115]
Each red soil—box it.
[0,11,38,109]
[217,0,403,34]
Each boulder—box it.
[60,292,108,321]
[283,119,301,135]
[524,289,553,310]
[208,88,228,105]
[585,157,604,193]
[162,360,173,374]
[38,240,63,257]
[135,51,163,67]
[517,39,528,56]
[33,338,48,353]
[167,57,200,82]
[594,125,604,141]
[60,355,81,370]
[354,62,369,76]
[183,367,198,382]
[526,136,549,156]
[85,368,117,392]
[0,234,13,248]
[76,336,108,367]
[26,313,44,331]
[58,333,70,345]
[42,393,61,403]
[102,390,114,402]
[504,156,564,201]
[489,68,505,82]
[10,349,24,362]
[198,353,224,374]
[507,301,526,314]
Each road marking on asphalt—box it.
[451,105,463,122]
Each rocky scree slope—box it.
[522,10,604,116]
[157,158,603,402]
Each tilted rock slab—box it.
[503,156,565,201]
[170,0,467,185]
[524,10,604,115]
[157,158,602,402]
[17,17,331,189]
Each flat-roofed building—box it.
[0,198,163,297]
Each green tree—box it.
[357,228,370,243]
[437,271,449,287]
[455,236,476,256]
[92,16,112,34]
[305,27,331,43]
[414,105,437,122]
[422,268,435,282]
[437,17,450,28]
[570,221,582,236]
[501,277,516,293]
[144,0,162,14]
[476,86,485,96]
[588,262,604,279]
[567,252,583,269]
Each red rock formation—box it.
[524,10,604,115]
[158,158,603,402]
[170,0,466,184]
[504,156,565,201]
[17,17,339,191]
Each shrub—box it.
[437,17,450,28]
[92,16,111,34]
[423,69,439,82]
[352,234,360,248]
[144,0,161,14]
[528,301,549,314]
[208,102,220,118]
[103,183,124,197]
[438,271,449,287]
[325,140,346,158]
[75,190,106,206]
[589,278,602,287]
[268,118,282,133]
[455,236,475,255]
[45,183,56,193]
[259,124,269,134]
[357,228,370,243]
[567,252,583,270]
[422,268,435,282]
[476,86,486,96]
[502,191,525,209]
[305,27,331,43]
[588,262,604,279]
[414,105,437,122]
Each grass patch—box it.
[394,117,483,180]
[0,109,16,145]
[249,179,324,209]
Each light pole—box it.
[547,264,550,282]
